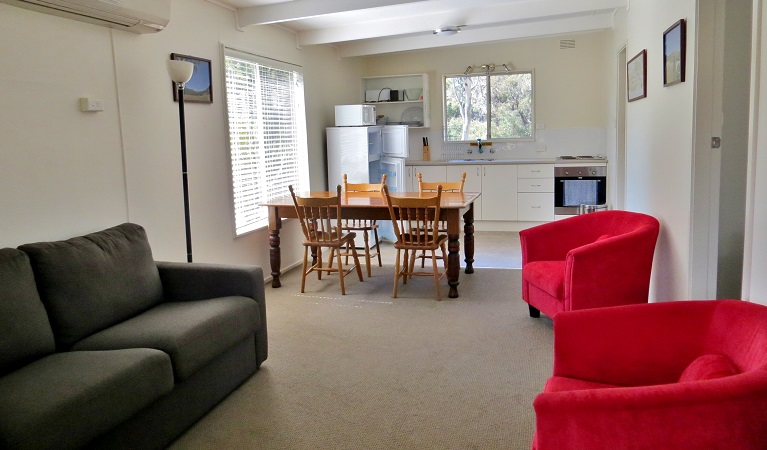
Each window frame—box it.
[442,69,535,143]
[221,45,310,237]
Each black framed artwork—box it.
[170,53,213,103]
[627,49,647,102]
[663,19,686,86]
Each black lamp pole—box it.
[176,82,193,263]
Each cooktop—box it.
[557,155,606,160]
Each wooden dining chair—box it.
[289,185,364,295]
[341,173,387,277]
[382,184,448,300]
[415,171,466,267]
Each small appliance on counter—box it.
[335,104,376,126]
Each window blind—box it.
[223,47,309,235]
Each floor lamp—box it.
[167,59,195,262]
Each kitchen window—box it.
[443,70,534,141]
[223,47,310,236]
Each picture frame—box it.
[627,49,647,102]
[170,53,212,103]
[663,19,686,86]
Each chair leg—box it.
[336,247,346,295]
[528,305,541,318]
[431,249,442,301]
[393,248,401,298]
[362,230,372,277]
[351,246,364,282]
[403,249,410,284]
[318,248,324,280]
[373,228,383,267]
[301,246,309,293]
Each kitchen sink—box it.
[448,159,495,162]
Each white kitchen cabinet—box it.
[362,73,430,128]
[517,164,554,221]
[446,165,482,219]
[481,165,518,221]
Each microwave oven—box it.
[335,104,376,126]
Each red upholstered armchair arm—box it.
[564,225,658,311]
[533,372,767,450]
[552,302,717,386]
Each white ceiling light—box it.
[433,26,461,36]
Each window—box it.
[223,48,309,235]
[443,71,534,141]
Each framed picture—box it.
[627,49,647,102]
[170,53,212,103]
[663,19,686,86]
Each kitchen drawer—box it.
[518,178,553,193]
[518,193,554,221]
[518,164,554,178]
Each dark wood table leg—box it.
[445,209,461,298]
[463,203,475,274]
[268,207,282,288]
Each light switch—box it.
[80,98,104,112]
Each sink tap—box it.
[477,138,483,154]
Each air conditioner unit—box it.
[0,0,170,33]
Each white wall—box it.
[615,1,698,302]
[0,0,363,273]
[361,33,611,161]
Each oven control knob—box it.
[591,169,597,175]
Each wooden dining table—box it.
[260,190,480,298]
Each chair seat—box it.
[522,261,565,298]
[394,233,447,250]
[544,376,622,393]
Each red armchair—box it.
[532,300,767,450]
[520,210,659,319]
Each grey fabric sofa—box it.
[0,223,267,449]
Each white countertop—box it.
[406,158,607,166]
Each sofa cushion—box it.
[523,261,566,298]
[0,349,173,450]
[679,354,739,382]
[0,248,56,376]
[72,296,259,381]
[18,223,164,349]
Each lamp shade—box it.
[167,60,194,84]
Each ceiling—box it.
[214,0,628,57]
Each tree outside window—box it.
[444,71,534,141]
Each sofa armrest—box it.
[520,218,594,264]
[156,262,267,365]
[552,301,718,386]
[533,371,767,450]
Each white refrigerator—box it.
[326,124,410,242]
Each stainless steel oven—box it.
[554,165,607,215]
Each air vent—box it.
[560,39,576,49]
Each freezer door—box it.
[382,125,409,158]
[380,157,406,193]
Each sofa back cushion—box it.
[18,223,164,349]
[0,248,56,375]
[679,354,739,382]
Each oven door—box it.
[554,176,607,215]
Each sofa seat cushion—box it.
[0,248,56,376]
[544,376,621,393]
[0,349,172,450]
[18,223,164,350]
[523,261,566,299]
[73,296,260,381]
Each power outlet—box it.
[80,97,104,112]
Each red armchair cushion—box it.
[522,261,565,298]
[544,376,620,392]
[679,354,739,382]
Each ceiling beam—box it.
[335,12,616,57]
[237,0,428,26]
[295,0,627,45]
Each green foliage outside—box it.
[445,72,533,141]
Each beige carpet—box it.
[170,265,554,450]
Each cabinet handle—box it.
[477,167,480,176]
[532,206,541,209]
[531,184,541,187]
[531,170,541,173]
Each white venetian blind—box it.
[223,47,309,235]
